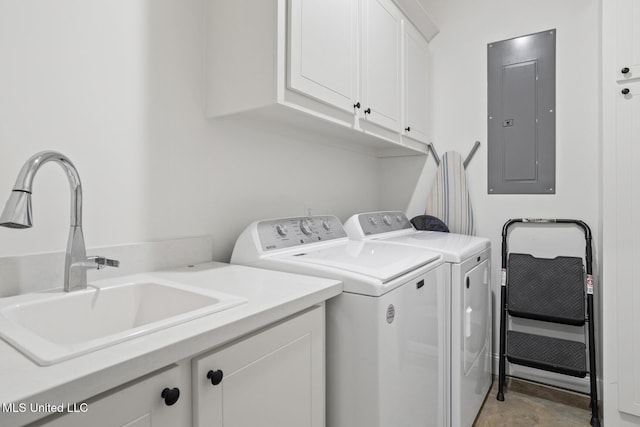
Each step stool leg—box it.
[497,283,507,401]
[587,294,600,426]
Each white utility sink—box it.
[0,277,247,365]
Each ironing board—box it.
[426,151,475,235]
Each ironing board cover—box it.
[426,151,475,235]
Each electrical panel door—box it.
[487,30,556,194]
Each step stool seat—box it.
[508,253,585,326]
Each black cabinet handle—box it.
[207,369,224,386]
[161,387,180,406]
[364,108,371,114]
[405,126,411,132]
[466,277,470,289]
[353,102,361,109]
[622,88,630,95]
[622,67,630,74]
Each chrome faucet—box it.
[0,151,119,292]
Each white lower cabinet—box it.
[193,306,324,427]
[32,306,324,427]
[36,363,191,427]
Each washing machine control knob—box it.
[382,215,392,226]
[300,219,313,236]
[321,219,332,231]
[275,224,288,237]
[369,217,378,226]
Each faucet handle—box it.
[87,256,120,269]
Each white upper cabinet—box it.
[288,0,358,113]
[617,0,640,82]
[206,0,436,156]
[404,20,430,143]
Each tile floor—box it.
[473,380,596,427]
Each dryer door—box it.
[463,259,490,374]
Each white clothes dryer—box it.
[343,211,492,427]
[231,215,446,427]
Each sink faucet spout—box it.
[0,151,117,292]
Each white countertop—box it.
[0,262,342,427]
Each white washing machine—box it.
[343,211,492,427]
[231,215,446,427]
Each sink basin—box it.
[0,278,247,365]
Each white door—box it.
[615,81,640,417]
[39,364,190,427]
[360,0,403,132]
[617,0,640,82]
[463,259,490,374]
[404,21,430,143]
[288,0,358,113]
[193,307,324,427]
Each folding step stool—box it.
[496,219,600,427]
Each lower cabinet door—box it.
[36,363,190,427]
[193,305,324,427]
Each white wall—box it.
[380,0,601,392]
[0,0,380,263]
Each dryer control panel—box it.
[257,215,347,251]
[357,211,413,236]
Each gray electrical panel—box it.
[488,30,556,194]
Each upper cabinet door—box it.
[288,0,358,112]
[360,0,404,132]
[617,0,640,82]
[404,21,429,143]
